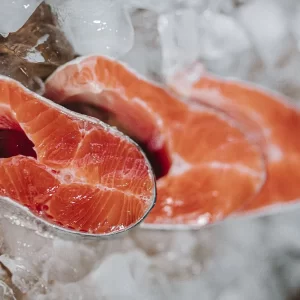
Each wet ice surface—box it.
[49,0,134,57]
[2,210,300,299]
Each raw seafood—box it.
[170,67,300,213]
[45,55,266,227]
[0,76,156,235]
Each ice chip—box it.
[49,0,134,57]
[0,0,43,35]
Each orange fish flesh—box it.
[0,76,156,235]
[170,65,300,214]
[45,56,266,227]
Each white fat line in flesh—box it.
[47,165,149,202]
[207,161,263,178]
[267,143,283,163]
[205,73,300,112]
[170,67,300,113]
[55,166,142,198]
[132,97,164,128]
[190,88,266,125]
[93,183,147,200]
[169,154,192,176]
[184,88,264,133]
[79,60,105,94]
[63,58,128,101]
[88,81,104,94]
[63,82,104,102]
[0,103,10,109]
[168,62,205,94]
[0,77,140,149]
[165,153,263,178]
[148,133,165,151]
[47,55,168,92]
[72,128,93,161]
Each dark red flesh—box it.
[134,140,171,179]
[0,129,37,159]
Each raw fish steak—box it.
[45,56,266,227]
[0,76,156,235]
[170,65,300,213]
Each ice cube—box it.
[0,0,43,35]
[121,9,163,82]
[158,8,255,83]
[49,0,134,57]
[236,0,294,67]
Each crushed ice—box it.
[2,208,300,299]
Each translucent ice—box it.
[49,0,134,57]
[158,8,255,82]
[122,9,163,82]
[0,0,43,35]
[236,0,293,67]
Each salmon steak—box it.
[170,65,300,214]
[0,76,156,235]
[45,56,267,227]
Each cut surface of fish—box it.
[170,68,300,214]
[0,76,156,235]
[45,55,266,227]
